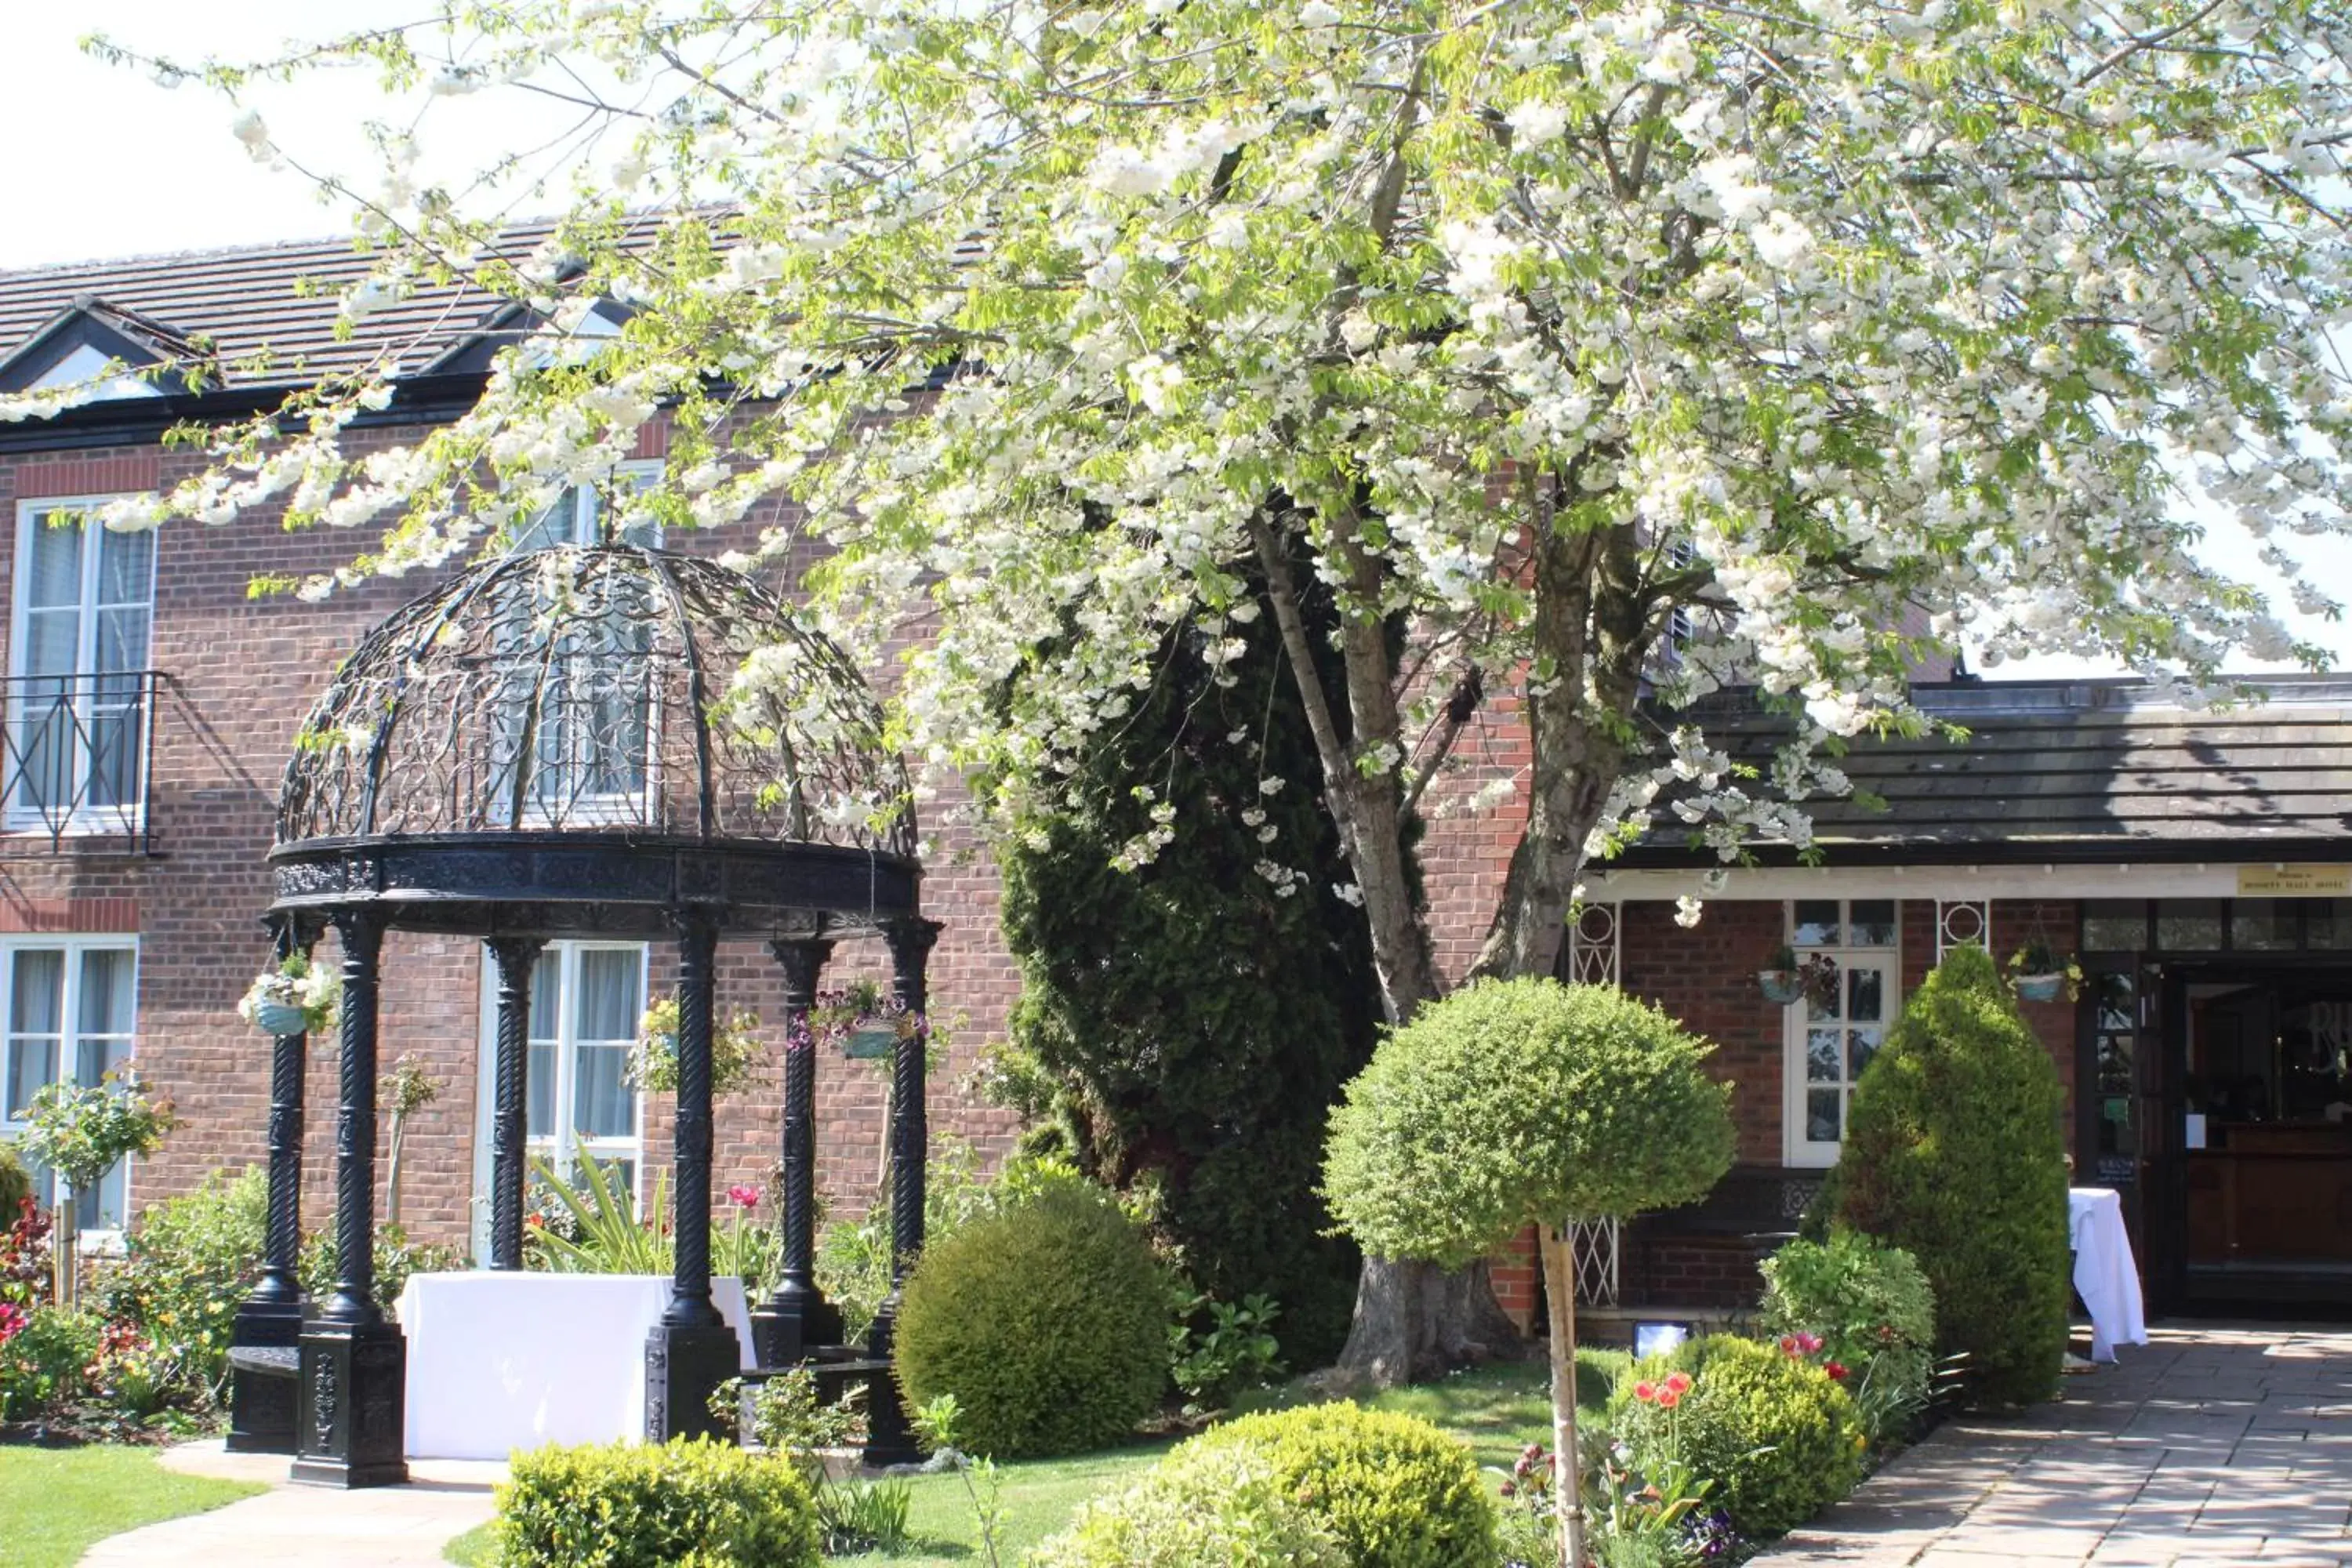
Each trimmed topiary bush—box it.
[1322,976,1733,1566]
[1613,1335,1864,1540]
[892,1184,1168,1458]
[1185,1402,1495,1568]
[1029,1441,1347,1568]
[492,1436,821,1568]
[1827,943,2071,1408]
[1762,1231,1937,1446]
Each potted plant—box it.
[806,978,924,1059]
[1759,945,1806,1005]
[2007,939,2081,1004]
[629,999,764,1099]
[237,953,339,1037]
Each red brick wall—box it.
[1486,895,2086,1318]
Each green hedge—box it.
[893,1185,1169,1458]
[1613,1335,1864,1540]
[1185,1402,1495,1568]
[1029,1441,1347,1568]
[491,1437,820,1568]
[1828,944,2071,1407]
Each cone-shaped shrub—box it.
[1828,943,2070,1407]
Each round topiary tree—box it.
[1322,978,1735,1568]
[892,1185,1170,1458]
[1827,942,2071,1408]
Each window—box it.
[1,938,138,1233]
[474,941,646,1243]
[8,500,157,832]
[490,467,662,822]
[1785,898,1898,1167]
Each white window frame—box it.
[510,460,663,552]
[470,939,648,1258]
[0,934,140,1240]
[1782,898,1901,1168]
[7,496,159,835]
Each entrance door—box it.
[2153,964,2352,1316]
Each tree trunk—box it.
[1538,1224,1588,1568]
[1336,1254,1529,1387]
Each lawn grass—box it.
[441,1353,1627,1566]
[0,1444,265,1568]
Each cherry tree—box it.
[27,0,2352,1379]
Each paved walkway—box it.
[78,1444,500,1566]
[1758,1324,2352,1567]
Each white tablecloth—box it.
[396,1272,755,1460]
[2068,1187,2148,1363]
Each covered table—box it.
[2068,1187,2148,1362]
[397,1272,755,1460]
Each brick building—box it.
[4,237,2349,1331]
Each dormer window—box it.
[23,344,162,402]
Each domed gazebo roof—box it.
[267,546,920,938]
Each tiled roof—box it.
[1622,676,2352,864]
[0,226,563,391]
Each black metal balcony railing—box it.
[0,670,161,852]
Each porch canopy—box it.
[234,544,935,1486]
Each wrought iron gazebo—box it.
[224,545,936,1488]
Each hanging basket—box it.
[2014,973,2066,1004]
[253,999,313,1037]
[1759,970,1806,1006]
[842,1025,898,1059]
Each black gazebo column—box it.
[646,911,742,1443]
[753,934,840,1367]
[485,937,546,1272]
[294,908,409,1488]
[227,913,316,1454]
[864,916,942,1467]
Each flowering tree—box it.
[33,0,2352,1377]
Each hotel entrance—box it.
[2082,897,2352,1317]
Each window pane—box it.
[1807,962,1842,1022]
[1848,900,1896,947]
[575,950,641,1041]
[93,605,150,676]
[2309,901,2352,949]
[1848,1029,1879,1080]
[1806,1090,1842,1144]
[527,1042,557,1138]
[11,950,62,1034]
[2082,900,2147,952]
[572,1044,634,1138]
[24,609,79,677]
[1792,901,1839,947]
[25,515,82,608]
[2155,899,2223,950]
[2095,971,2136,1036]
[511,492,579,552]
[5,1038,57,1120]
[1848,967,1883,1023]
[73,1035,128,1087]
[95,526,154,608]
[2230,899,2299,952]
[78,949,134,1036]
[1806,1028,1842,1083]
[528,960,562,1039]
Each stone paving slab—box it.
[75,1442,502,1567]
[1755,1325,2352,1568]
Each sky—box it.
[1,2,2348,680]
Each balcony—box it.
[1,670,161,852]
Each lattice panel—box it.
[1566,901,1621,988]
[1562,1216,1621,1308]
[1936,899,1990,961]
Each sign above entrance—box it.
[2235,866,2352,896]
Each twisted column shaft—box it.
[486,937,546,1272]
[665,913,723,1328]
[324,909,387,1325]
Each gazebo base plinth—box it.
[293,1319,410,1489]
[752,1295,844,1369]
[225,1299,303,1454]
[645,1320,742,1444]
